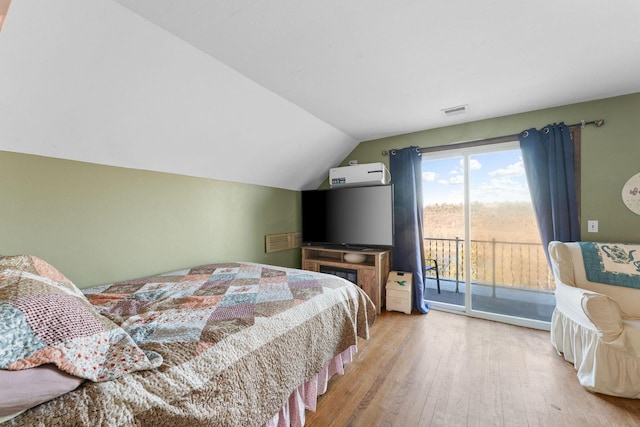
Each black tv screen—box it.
[301,185,394,249]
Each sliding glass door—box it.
[422,154,466,308]
[422,141,554,328]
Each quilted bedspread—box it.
[8,262,375,426]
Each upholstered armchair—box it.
[548,241,640,398]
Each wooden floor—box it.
[305,310,640,427]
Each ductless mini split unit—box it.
[329,162,390,188]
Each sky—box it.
[422,148,532,205]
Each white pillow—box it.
[0,364,84,418]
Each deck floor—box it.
[423,277,556,322]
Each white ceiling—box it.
[112,0,640,141]
[1,1,639,190]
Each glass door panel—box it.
[422,143,555,326]
[422,155,465,308]
[467,149,554,322]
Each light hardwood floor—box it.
[305,310,640,427]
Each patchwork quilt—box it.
[0,255,161,382]
[6,262,375,426]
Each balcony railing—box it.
[424,237,554,293]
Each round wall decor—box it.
[622,172,640,215]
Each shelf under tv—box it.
[301,246,391,314]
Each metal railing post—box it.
[492,238,496,297]
[455,237,460,293]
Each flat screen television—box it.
[301,185,394,249]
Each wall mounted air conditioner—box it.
[329,162,390,188]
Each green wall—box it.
[334,93,640,243]
[0,152,301,288]
[2,94,638,288]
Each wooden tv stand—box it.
[301,246,391,314]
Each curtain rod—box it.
[382,119,605,156]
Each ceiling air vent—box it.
[441,104,469,117]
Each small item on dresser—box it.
[344,252,367,263]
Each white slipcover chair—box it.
[549,241,640,398]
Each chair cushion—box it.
[555,242,640,318]
[548,241,576,286]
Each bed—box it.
[0,255,376,426]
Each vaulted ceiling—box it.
[2,1,639,190]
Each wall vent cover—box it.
[265,232,302,253]
[441,104,469,117]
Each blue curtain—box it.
[518,123,580,264]
[389,147,429,314]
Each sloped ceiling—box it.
[1,1,640,190]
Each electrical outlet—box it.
[588,220,599,233]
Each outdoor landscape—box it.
[425,202,540,241]
[423,202,554,291]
